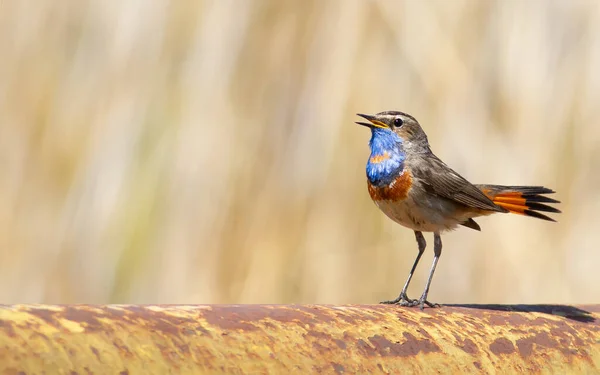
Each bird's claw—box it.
[416,299,440,310]
[380,293,416,305]
[381,294,440,310]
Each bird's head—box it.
[356,111,429,151]
[356,111,428,185]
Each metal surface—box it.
[0,304,599,374]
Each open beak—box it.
[356,113,387,129]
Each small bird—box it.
[356,111,561,310]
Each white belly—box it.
[373,196,472,233]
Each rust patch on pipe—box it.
[516,331,557,357]
[458,338,478,355]
[368,332,441,357]
[0,304,598,374]
[0,320,16,338]
[489,337,516,355]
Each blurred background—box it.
[0,0,598,305]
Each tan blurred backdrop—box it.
[0,0,598,305]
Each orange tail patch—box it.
[479,185,561,222]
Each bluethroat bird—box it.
[356,111,561,310]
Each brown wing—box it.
[412,153,507,213]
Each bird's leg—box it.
[413,232,442,310]
[381,231,426,305]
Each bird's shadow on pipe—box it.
[444,304,596,323]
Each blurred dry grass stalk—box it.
[0,0,598,304]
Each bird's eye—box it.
[394,118,404,127]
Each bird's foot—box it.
[380,292,416,306]
[382,295,441,310]
[413,298,440,310]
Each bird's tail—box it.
[476,185,561,222]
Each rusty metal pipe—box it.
[0,304,599,374]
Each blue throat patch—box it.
[366,128,405,186]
